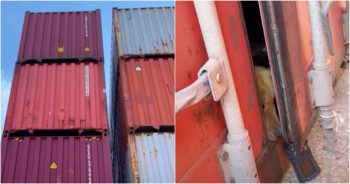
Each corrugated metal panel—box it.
[128,133,174,183]
[1,135,113,183]
[113,7,174,57]
[5,61,108,131]
[17,10,103,62]
[118,58,174,130]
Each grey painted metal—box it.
[113,7,174,57]
[321,1,335,55]
[308,1,337,144]
[198,58,228,101]
[343,9,349,45]
[175,73,210,113]
[134,133,174,183]
[175,58,228,113]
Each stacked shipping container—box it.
[2,10,113,183]
[111,7,175,183]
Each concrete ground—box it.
[282,65,349,183]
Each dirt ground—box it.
[282,65,349,183]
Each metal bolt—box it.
[221,151,229,161]
[216,73,221,83]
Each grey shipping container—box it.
[112,7,174,58]
[125,133,175,183]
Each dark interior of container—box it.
[241,1,269,67]
[241,1,281,141]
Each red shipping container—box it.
[1,135,113,183]
[117,58,174,131]
[5,61,108,132]
[17,10,103,62]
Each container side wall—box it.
[4,61,108,131]
[17,10,103,61]
[113,7,174,57]
[1,136,113,183]
[127,133,174,183]
[118,58,174,130]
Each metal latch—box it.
[286,141,321,182]
[175,58,228,113]
[198,58,228,101]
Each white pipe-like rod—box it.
[309,1,328,70]
[194,1,259,182]
[194,1,245,135]
[322,1,334,15]
[308,1,337,144]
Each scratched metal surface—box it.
[17,10,103,62]
[1,135,113,183]
[112,7,174,57]
[130,133,175,183]
[4,62,108,132]
[117,58,174,130]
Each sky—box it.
[0,1,174,134]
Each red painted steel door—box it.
[176,1,266,182]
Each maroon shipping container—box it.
[1,135,113,183]
[5,61,108,132]
[117,58,174,131]
[17,10,103,62]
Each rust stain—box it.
[187,47,193,56]
[192,99,216,147]
[192,99,215,124]
[58,106,65,122]
[229,16,239,51]
[186,72,192,80]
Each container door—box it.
[176,1,269,182]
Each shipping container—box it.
[121,133,174,183]
[117,58,174,131]
[175,1,348,183]
[110,58,174,182]
[112,7,174,57]
[4,61,108,133]
[17,10,103,62]
[1,135,113,183]
[110,6,175,183]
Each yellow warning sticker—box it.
[84,47,90,52]
[57,47,64,53]
[50,162,58,169]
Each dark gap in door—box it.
[241,1,281,142]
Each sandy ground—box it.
[282,65,349,183]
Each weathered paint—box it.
[176,2,265,182]
[17,10,103,62]
[118,58,174,130]
[127,133,174,183]
[176,1,347,183]
[112,7,174,57]
[1,135,113,183]
[277,1,347,133]
[5,61,108,132]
